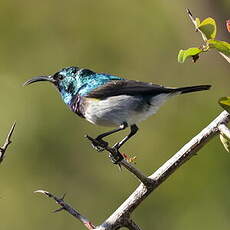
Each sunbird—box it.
[24,66,211,162]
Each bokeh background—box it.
[0,0,229,229]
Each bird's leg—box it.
[108,124,138,164]
[113,124,139,151]
[87,122,128,152]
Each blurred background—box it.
[0,0,229,229]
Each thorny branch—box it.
[0,122,16,164]
[34,190,95,230]
[218,123,230,140]
[36,110,230,230]
[123,219,143,230]
[85,135,152,186]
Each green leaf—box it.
[218,97,230,113]
[198,17,217,40]
[220,134,230,152]
[178,48,202,63]
[208,40,230,57]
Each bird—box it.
[24,66,211,163]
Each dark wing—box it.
[86,80,173,99]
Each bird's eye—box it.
[53,73,64,80]
[58,75,64,80]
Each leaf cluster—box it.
[178,9,230,63]
[178,10,230,152]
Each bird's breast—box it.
[82,94,170,127]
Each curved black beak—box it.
[23,76,55,86]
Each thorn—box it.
[7,122,16,141]
[34,190,51,198]
[61,193,66,200]
[53,207,65,213]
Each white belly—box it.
[84,94,170,127]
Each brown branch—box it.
[34,190,95,230]
[0,122,16,164]
[218,123,230,140]
[123,219,143,230]
[36,111,230,229]
[97,110,230,230]
[119,160,153,186]
[85,135,152,186]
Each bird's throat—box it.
[60,90,73,105]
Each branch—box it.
[85,135,152,186]
[0,122,16,164]
[36,111,230,230]
[186,8,206,41]
[119,160,153,186]
[186,8,199,31]
[97,110,230,230]
[186,9,230,64]
[218,123,230,139]
[124,219,143,230]
[34,190,95,230]
[149,110,229,182]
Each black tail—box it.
[173,85,211,94]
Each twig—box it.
[218,123,230,139]
[119,160,153,187]
[124,219,142,230]
[85,135,151,186]
[0,122,16,164]
[186,9,230,63]
[186,8,199,30]
[186,8,207,41]
[34,190,95,230]
[149,111,229,182]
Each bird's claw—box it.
[85,135,124,164]
[93,138,108,152]
[92,142,107,152]
[85,135,108,152]
[109,147,124,164]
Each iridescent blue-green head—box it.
[24,66,83,105]
[24,66,123,105]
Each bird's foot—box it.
[85,135,124,164]
[109,146,124,164]
[85,135,108,152]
